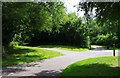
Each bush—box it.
[9,41,21,47]
[95,35,117,46]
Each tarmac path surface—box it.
[2,47,120,77]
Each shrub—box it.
[9,41,20,47]
[95,35,117,46]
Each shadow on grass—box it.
[38,45,84,50]
[3,46,36,57]
[61,63,120,76]
[12,48,36,54]
[2,54,44,67]
[2,47,45,67]
[3,46,63,67]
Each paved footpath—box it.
[2,48,120,77]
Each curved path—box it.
[2,48,119,77]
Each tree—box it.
[2,2,28,46]
[78,2,120,47]
[2,2,68,46]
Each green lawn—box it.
[91,45,120,50]
[39,45,88,52]
[91,45,106,49]
[61,56,120,76]
[91,45,105,48]
[2,46,63,67]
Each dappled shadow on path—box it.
[2,67,27,76]
[34,70,62,76]
[18,76,60,78]
[14,62,42,67]
[2,60,45,76]
[61,63,120,76]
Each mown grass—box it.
[91,45,106,49]
[61,56,120,76]
[2,46,63,67]
[91,45,120,50]
[39,45,88,52]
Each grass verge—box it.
[61,56,120,76]
[91,45,120,50]
[2,46,63,67]
[39,45,88,52]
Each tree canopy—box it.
[2,1,119,54]
[78,2,120,47]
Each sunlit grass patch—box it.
[39,45,88,52]
[61,56,120,76]
[2,46,63,67]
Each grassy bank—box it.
[61,56,120,76]
[2,46,63,67]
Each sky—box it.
[62,0,96,17]
[62,0,85,17]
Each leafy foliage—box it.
[78,2,120,47]
[2,2,119,56]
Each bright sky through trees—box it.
[62,0,84,17]
[33,0,95,17]
[62,0,96,17]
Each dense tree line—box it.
[2,2,89,49]
[29,12,89,47]
[2,2,119,55]
[78,2,120,47]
